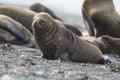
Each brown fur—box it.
[32,12,105,64]
[0,5,36,33]
[0,28,16,42]
[0,5,82,36]
[29,3,63,21]
[54,19,82,36]
[80,36,107,53]
[0,15,35,47]
[30,3,82,36]
[82,0,120,37]
[100,35,120,56]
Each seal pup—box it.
[54,19,82,36]
[32,12,107,64]
[0,15,36,47]
[82,0,120,37]
[29,3,82,36]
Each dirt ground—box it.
[0,44,120,80]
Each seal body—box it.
[54,19,82,36]
[29,3,63,21]
[100,35,120,56]
[0,15,36,47]
[80,36,107,54]
[29,3,82,36]
[32,12,105,64]
[82,0,120,37]
[0,5,36,33]
[0,5,82,36]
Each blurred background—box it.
[0,0,120,30]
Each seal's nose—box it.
[34,22,37,27]
[32,21,39,28]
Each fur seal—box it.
[29,3,63,21]
[80,36,107,53]
[0,5,82,36]
[32,12,107,64]
[82,0,120,37]
[82,7,95,36]
[0,15,36,47]
[29,3,82,36]
[54,19,82,36]
[0,5,36,33]
[100,35,120,56]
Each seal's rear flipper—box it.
[99,55,112,64]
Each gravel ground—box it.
[0,44,120,80]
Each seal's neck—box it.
[34,21,58,39]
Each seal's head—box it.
[32,12,53,29]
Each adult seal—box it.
[100,35,120,56]
[0,5,36,33]
[32,12,107,64]
[82,0,120,37]
[0,15,36,48]
[29,3,63,21]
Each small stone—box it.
[20,55,25,58]
[1,75,14,80]
[81,63,89,66]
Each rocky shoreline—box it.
[0,44,120,80]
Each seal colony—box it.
[29,3,82,36]
[0,2,119,64]
[0,5,82,36]
[82,0,120,37]
[32,12,107,64]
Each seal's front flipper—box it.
[55,51,69,61]
[55,41,70,61]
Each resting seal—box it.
[100,35,120,56]
[29,3,63,21]
[0,5,82,36]
[0,5,36,33]
[29,3,82,36]
[82,0,120,37]
[0,15,36,47]
[32,12,106,64]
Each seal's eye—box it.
[39,20,46,25]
